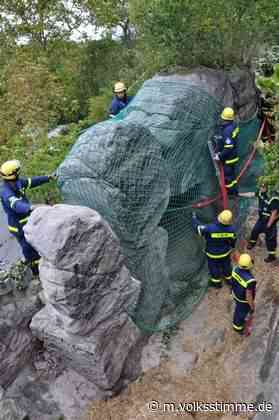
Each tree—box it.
[0,0,85,49]
[80,0,133,44]
[129,0,279,70]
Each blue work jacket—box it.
[192,215,236,258]
[218,121,239,165]
[1,176,50,235]
[232,267,256,303]
[109,95,132,116]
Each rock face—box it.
[0,284,42,388]
[26,205,142,392]
[0,399,28,420]
[154,67,258,120]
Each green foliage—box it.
[0,125,79,203]
[129,0,279,70]
[0,51,66,140]
[262,143,279,189]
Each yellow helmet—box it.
[238,253,253,269]
[114,82,126,93]
[0,160,21,180]
[218,209,233,225]
[221,107,234,121]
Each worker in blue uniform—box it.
[247,186,279,263]
[109,82,133,117]
[247,183,270,249]
[0,160,56,275]
[231,253,256,334]
[192,209,237,288]
[214,107,240,195]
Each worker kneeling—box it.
[0,160,56,276]
[231,253,256,335]
[192,209,236,288]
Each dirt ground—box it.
[85,240,279,420]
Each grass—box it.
[0,123,83,203]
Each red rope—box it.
[219,163,228,209]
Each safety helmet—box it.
[218,209,233,225]
[0,160,21,180]
[114,82,126,93]
[238,253,253,270]
[221,107,234,121]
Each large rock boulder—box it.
[26,205,142,392]
[57,68,260,332]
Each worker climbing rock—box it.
[192,209,237,288]
[0,160,56,276]
[231,253,256,335]
[109,82,132,117]
[214,107,239,195]
[247,186,279,263]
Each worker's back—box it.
[200,221,236,256]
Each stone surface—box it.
[0,398,28,420]
[0,287,42,387]
[6,363,104,420]
[154,67,258,120]
[27,205,142,392]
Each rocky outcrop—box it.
[0,399,28,420]
[0,281,42,388]
[154,67,258,120]
[26,205,142,392]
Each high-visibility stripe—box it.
[225,179,237,188]
[206,250,231,259]
[197,225,205,236]
[8,226,19,233]
[268,197,279,205]
[233,323,244,331]
[224,275,232,280]
[224,144,234,149]
[31,259,40,266]
[210,278,222,283]
[269,251,276,255]
[232,127,240,138]
[225,157,239,164]
[262,212,271,217]
[246,278,256,285]
[232,291,247,303]
[232,271,255,288]
[211,232,235,239]
[8,196,22,209]
[27,178,32,189]
[249,240,256,243]
[232,271,247,288]
[19,217,29,224]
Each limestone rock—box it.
[0,399,28,420]
[0,291,41,387]
[28,205,141,391]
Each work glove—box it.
[214,153,220,161]
[48,171,57,181]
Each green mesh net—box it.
[57,78,263,332]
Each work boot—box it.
[264,255,277,263]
